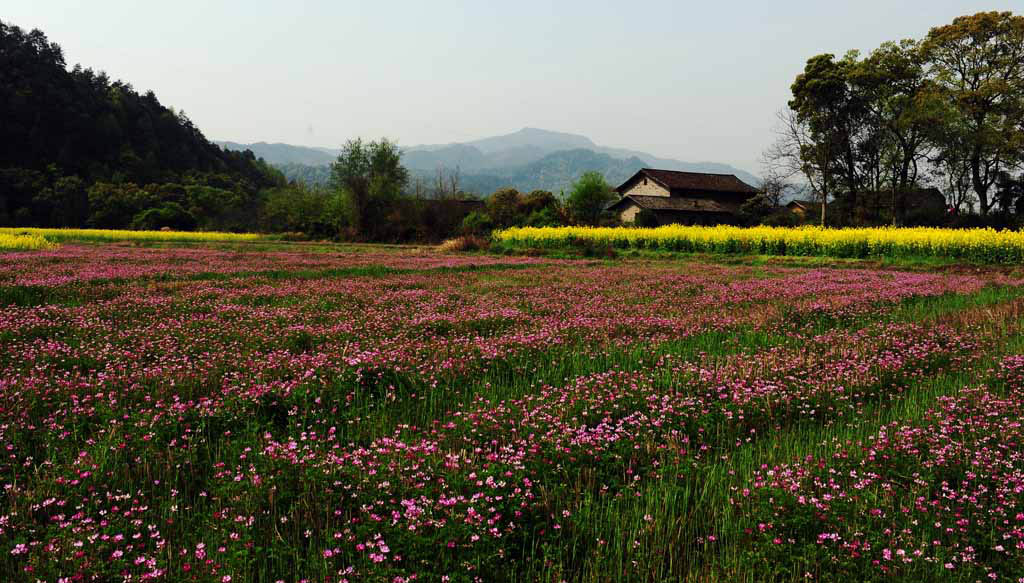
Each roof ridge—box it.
[642,168,739,177]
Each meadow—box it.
[4,235,1024,582]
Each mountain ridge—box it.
[216,128,759,193]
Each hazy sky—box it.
[5,1,1020,174]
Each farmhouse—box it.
[786,199,818,219]
[608,169,759,226]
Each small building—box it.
[786,199,818,219]
[608,168,759,226]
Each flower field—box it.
[0,227,264,245]
[5,241,1024,582]
[0,232,55,251]
[494,225,1024,263]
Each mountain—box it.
[220,128,759,194]
[215,141,336,166]
[499,149,650,193]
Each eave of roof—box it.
[610,194,739,214]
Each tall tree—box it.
[923,11,1024,214]
[567,171,615,226]
[851,40,939,224]
[329,138,409,237]
[790,52,873,224]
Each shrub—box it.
[461,210,494,236]
[130,202,197,231]
[437,235,489,253]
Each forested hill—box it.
[0,19,284,229]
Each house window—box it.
[643,178,648,185]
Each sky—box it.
[4,0,1021,175]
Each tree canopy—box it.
[766,11,1024,224]
[0,18,284,230]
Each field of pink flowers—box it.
[4,242,1024,582]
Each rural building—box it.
[608,169,759,226]
[786,199,818,219]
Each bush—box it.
[130,202,197,231]
[461,211,494,235]
[525,206,563,227]
[437,235,489,253]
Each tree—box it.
[86,182,153,228]
[994,172,1024,215]
[567,171,615,226]
[763,108,831,225]
[486,188,522,228]
[739,194,776,226]
[518,190,559,215]
[329,138,409,238]
[790,52,875,225]
[851,40,939,224]
[758,169,795,208]
[923,11,1024,214]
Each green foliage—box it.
[922,11,1024,215]
[777,11,1024,222]
[260,185,348,239]
[0,18,283,231]
[329,138,409,238]
[460,210,494,236]
[524,206,562,227]
[85,182,154,228]
[487,188,523,228]
[567,171,616,226]
[130,202,197,231]
[519,189,559,215]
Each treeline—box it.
[303,139,618,241]
[0,19,285,231]
[764,11,1024,227]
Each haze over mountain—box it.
[217,128,760,195]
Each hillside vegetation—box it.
[0,19,284,230]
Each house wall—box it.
[621,178,669,197]
[619,201,641,223]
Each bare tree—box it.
[433,166,462,199]
[758,169,794,208]
[762,108,834,225]
[447,165,460,198]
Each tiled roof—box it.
[619,168,759,194]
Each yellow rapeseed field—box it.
[494,225,1024,263]
[0,232,57,251]
[0,227,263,245]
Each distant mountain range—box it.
[216,128,759,194]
